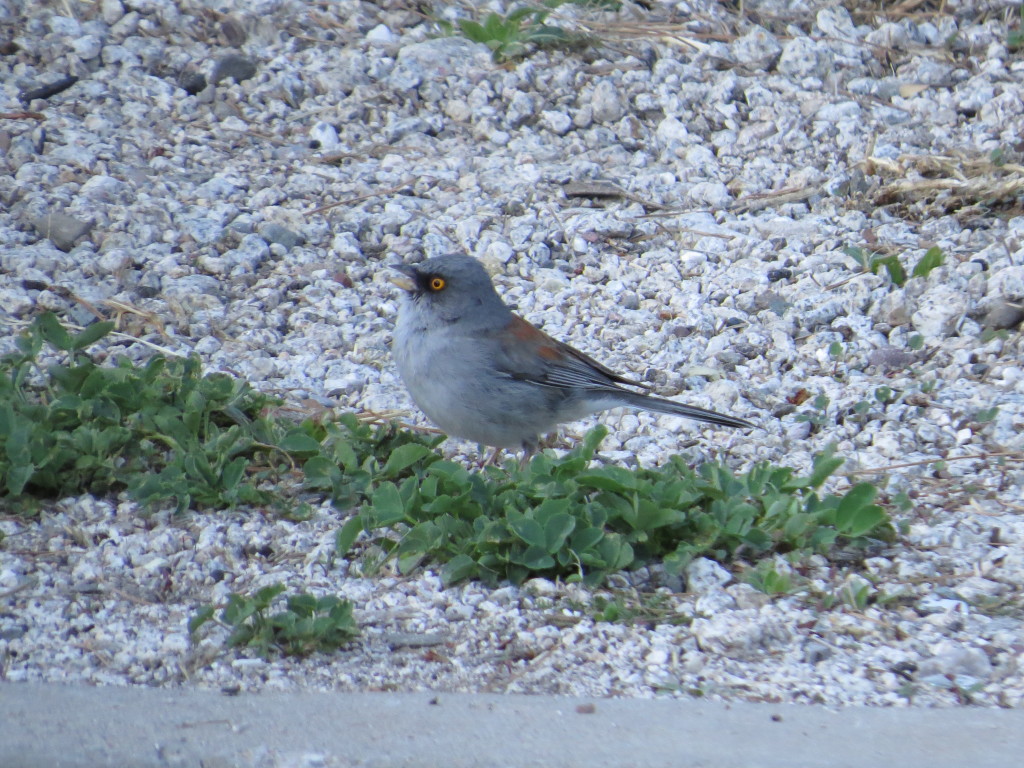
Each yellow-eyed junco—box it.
[389,254,753,462]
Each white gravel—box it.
[1,0,1023,708]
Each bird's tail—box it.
[615,390,755,430]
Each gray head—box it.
[389,254,510,327]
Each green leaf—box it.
[576,466,638,493]
[286,593,318,617]
[5,463,34,495]
[382,443,433,477]
[36,313,73,351]
[71,321,115,351]
[457,19,488,43]
[514,544,555,570]
[188,605,216,635]
[509,517,546,548]
[525,24,568,43]
[253,584,287,608]
[912,246,945,279]
[278,430,322,454]
[327,434,358,470]
[220,457,246,491]
[441,554,478,585]
[543,512,576,553]
[368,482,406,525]
[302,456,341,489]
[801,446,844,489]
[483,12,509,40]
[336,516,364,554]
[507,6,537,24]
[835,483,878,534]
[870,255,906,286]
[570,526,603,552]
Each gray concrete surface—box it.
[1,683,1021,768]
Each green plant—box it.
[0,314,287,513]
[301,415,446,509]
[827,341,846,378]
[794,393,831,429]
[189,584,358,658]
[836,576,873,610]
[874,386,897,406]
[452,5,573,61]
[588,591,689,626]
[1008,4,1023,50]
[980,328,1010,343]
[973,406,999,423]
[844,245,945,287]
[912,246,945,279]
[0,314,452,516]
[5,316,897,595]
[743,561,799,596]
[333,430,893,588]
[443,0,617,62]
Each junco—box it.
[389,254,754,462]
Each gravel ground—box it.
[2,0,1023,708]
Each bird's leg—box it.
[483,446,504,467]
[518,439,537,471]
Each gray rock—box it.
[28,213,94,252]
[389,37,491,91]
[917,645,992,682]
[259,223,304,249]
[210,53,257,85]
[71,35,103,60]
[686,558,732,593]
[223,234,271,271]
[874,290,912,327]
[309,121,340,149]
[79,174,126,201]
[984,301,1024,331]
[161,274,223,312]
[177,66,207,95]
[911,284,969,339]
[100,0,124,25]
[620,291,640,310]
[505,91,535,129]
[181,218,224,245]
[590,79,625,124]
[331,231,362,259]
[366,24,398,46]
[386,117,433,143]
[540,110,572,135]
[47,14,81,36]
[813,6,865,62]
[804,641,833,665]
[865,21,915,50]
[867,346,916,371]
[987,265,1024,301]
[731,25,781,70]
[777,37,831,79]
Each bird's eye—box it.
[429,277,446,291]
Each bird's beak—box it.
[388,264,418,292]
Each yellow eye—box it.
[429,277,446,291]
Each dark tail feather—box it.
[618,391,755,430]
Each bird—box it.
[388,254,754,463]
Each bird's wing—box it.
[492,315,650,392]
